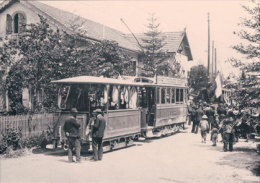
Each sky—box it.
[41,0,252,77]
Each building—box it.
[0,0,193,112]
[124,31,193,77]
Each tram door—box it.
[146,87,155,126]
[139,87,155,128]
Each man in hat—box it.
[199,115,209,143]
[193,105,203,134]
[63,108,81,162]
[91,109,106,161]
[221,114,235,152]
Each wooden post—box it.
[215,48,217,76]
[212,40,214,81]
[207,13,210,80]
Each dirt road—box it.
[1,126,259,183]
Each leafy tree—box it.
[0,15,134,114]
[140,14,180,77]
[188,65,208,93]
[228,1,260,108]
[89,40,135,78]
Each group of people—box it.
[188,101,260,152]
[63,108,106,163]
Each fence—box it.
[0,113,57,138]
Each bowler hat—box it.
[71,108,78,113]
[93,109,102,113]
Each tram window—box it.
[166,88,170,104]
[171,88,175,103]
[65,85,83,110]
[156,88,160,104]
[77,86,89,111]
[176,89,180,103]
[161,88,166,104]
[58,86,70,109]
[180,89,184,103]
[139,87,147,108]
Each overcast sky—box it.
[41,0,252,77]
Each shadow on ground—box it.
[194,138,260,180]
[217,144,260,178]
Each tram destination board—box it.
[157,76,187,86]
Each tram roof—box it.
[52,76,187,88]
[141,83,187,88]
[51,76,143,86]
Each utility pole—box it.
[212,40,214,81]
[207,13,210,81]
[215,48,217,75]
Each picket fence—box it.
[0,113,57,138]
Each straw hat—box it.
[202,115,208,119]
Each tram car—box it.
[51,75,188,151]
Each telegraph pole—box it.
[212,40,214,81]
[215,48,217,75]
[207,13,210,81]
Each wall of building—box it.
[0,2,40,39]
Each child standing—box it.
[199,115,209,143]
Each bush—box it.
[2,128,22,150]
[4,146,31,158]
[20,133,49,149]
[0,127,50,155]
[0,140,8,154]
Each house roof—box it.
[0,0,140,52]
[124,31,193,60]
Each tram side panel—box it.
[103,109,141,139]
[155,104,187,128]
[100,109,141,151]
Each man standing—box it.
[221,114,235,152]
[92,109,106,161]
[199,115,209,143]
[194,105,203,134]
[63,108,81,163]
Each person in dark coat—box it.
[217,103,226,121]
[193,105,203,134]
[220,114,235,152]
[206,105,215,130]
[190,105,196,133]
[92,109,106,161]
[63,108,81,162]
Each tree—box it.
[228,1,260,108]
[188,65,208,93]
[188,64,216,102]
[0,15,133,114]
[140,14,180,77]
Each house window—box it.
[14,14,19,33]
[6,12,26,34]
[6,14,12,34]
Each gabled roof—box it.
[0,0,140,52]
[124,31,193,60]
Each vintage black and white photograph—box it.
[0,0,259,182]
